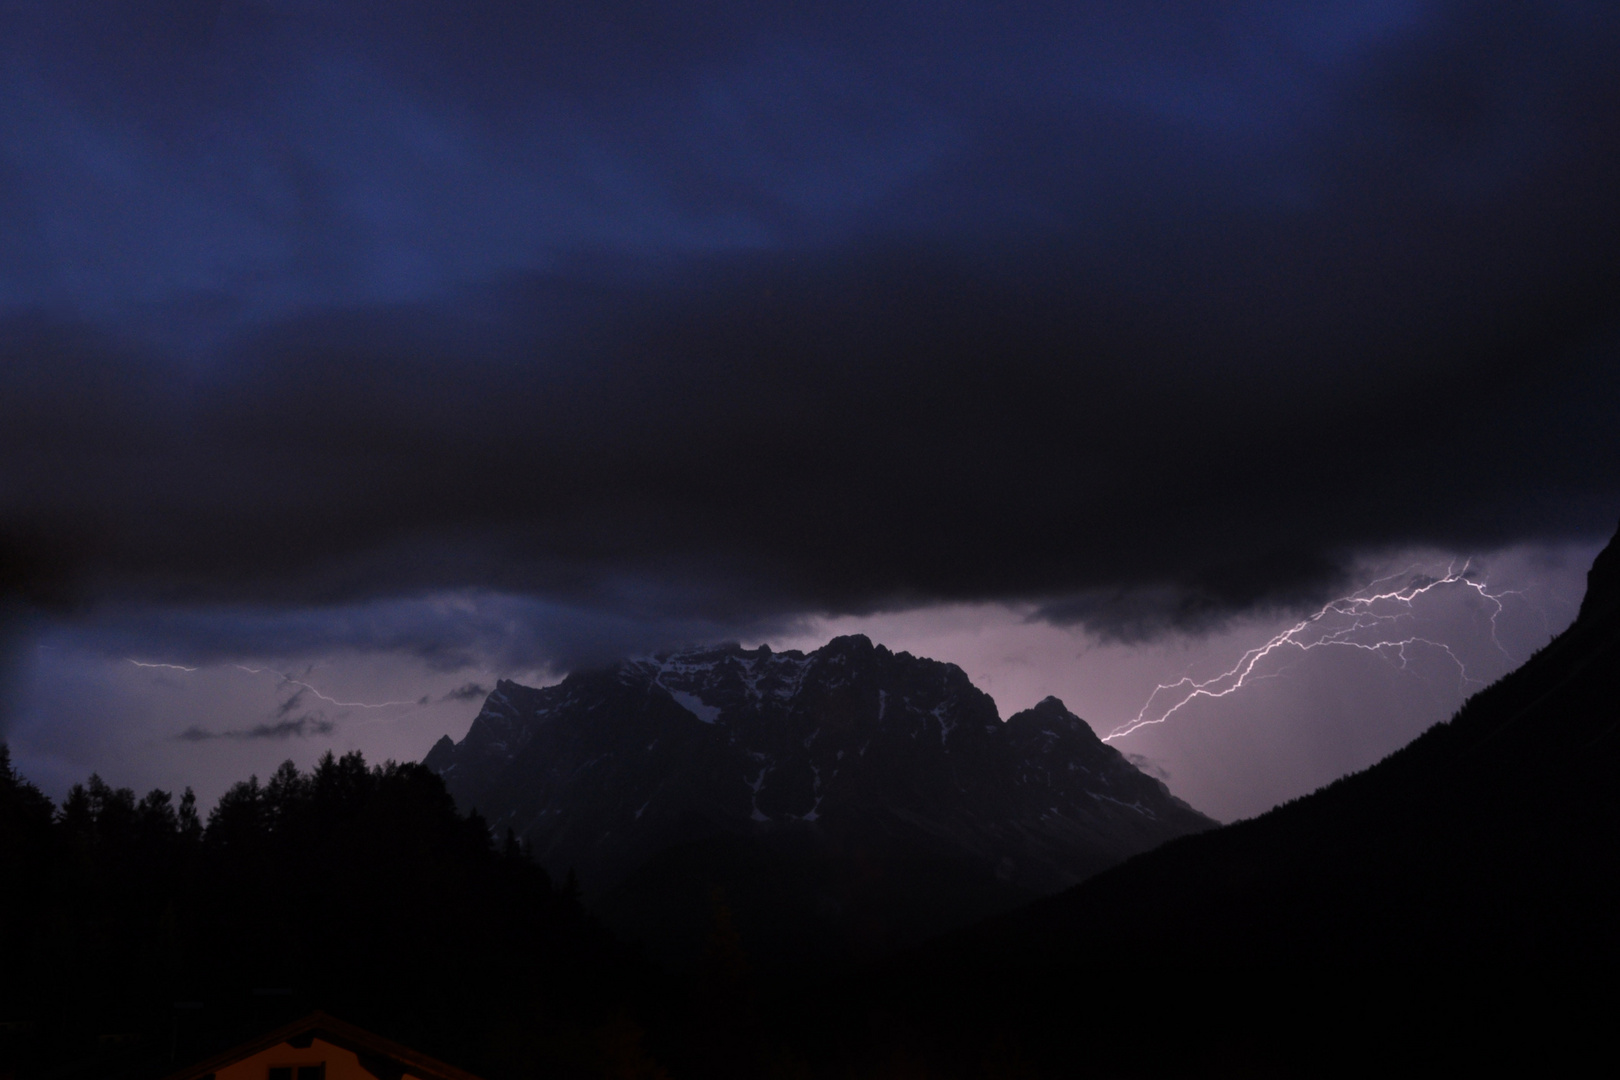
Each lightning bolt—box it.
[230,665,420,709]
[126,659,199,672]
[125,657,417,709]
[1100,561,1518,743]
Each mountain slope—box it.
[424,634,1213,964]
[841,525,1620,1076]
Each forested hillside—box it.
[0,750,660,1080]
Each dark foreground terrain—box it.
[4,523,1616,1078]
[0,751,656,1079]
[795,523,1620,1076]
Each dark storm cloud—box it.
[273,686,308,718]
[442,683,489,703]
[176,715,335,741]
[2,2,1618,652]
[49,592,803,674]
[1126,755,1171,784]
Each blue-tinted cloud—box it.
[51,589,808,672]
[1,2,1617,646]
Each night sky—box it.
[2,2,1616,820]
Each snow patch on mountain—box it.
[667,688,722,724]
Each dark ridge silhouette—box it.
[800,519,1620,1076]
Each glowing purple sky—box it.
[2,4,1617,819]
[7,539,1599,821]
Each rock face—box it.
[424,634,1213,963]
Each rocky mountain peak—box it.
[422,635,1215,964]
[1005,695,1104,744]
[1015,695,1092,728]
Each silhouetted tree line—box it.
[0,746,666,1080]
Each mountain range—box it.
[819,523,1620,1076]
[424,634,1213,965]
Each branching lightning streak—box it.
[126,657,416,709]
[230,665,418,709]
[1101,562,1515,743]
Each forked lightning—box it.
[1101,562,1518,743]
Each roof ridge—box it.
[158,1011,486,1080]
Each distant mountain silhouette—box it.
[424,635,1213,967]
[830,522,1620,1076]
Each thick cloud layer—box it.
[3,2,1618,649]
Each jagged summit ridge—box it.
[424,634,1212,906]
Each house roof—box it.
[157,1011,486,1080]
